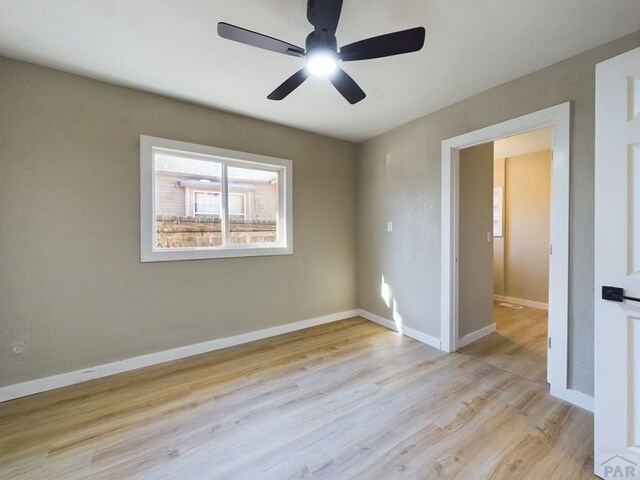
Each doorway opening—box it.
[456,129,552,386]
[440,103,579,406]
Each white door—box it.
[595,46,640,479]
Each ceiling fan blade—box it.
[339,27,426,62]
[267,69,310,101]
[329,68,366,104]
[307,0,343,34]
[218,22,305,57]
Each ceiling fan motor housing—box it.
[305,31,337,55]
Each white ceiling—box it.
[1,1,639,142]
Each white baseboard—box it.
[0,309,360,403]
[357,309,441,350]
[494,295,548,310]
[457,323,496,349]
[358,309,397,330]
[1,307,593,414]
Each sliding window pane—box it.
[154,153,222,249]
[227,166,279,245]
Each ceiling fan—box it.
[218,0,426,104]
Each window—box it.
[192,192,245,219]
[193,191,221,216]
[228,193,246,220]
[493,186,503,237]
[141,136,292,262]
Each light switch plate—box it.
[387,221,393,233]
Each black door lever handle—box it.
[602,286,640,303]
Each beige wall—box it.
[0,57,357,387]
[356,30,640,396]
[501,150,551,304]
[459,143,495,337]
[493,158,506,296]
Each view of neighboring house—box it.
[155,154,278,248]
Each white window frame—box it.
[141,135,292,262]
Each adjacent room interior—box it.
[458,128,552,386]
[1,1,640,479]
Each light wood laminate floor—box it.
[459,303,548,385]
[0,317,593,479]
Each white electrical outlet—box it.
[12,341,25,354]
[387,221,393,232]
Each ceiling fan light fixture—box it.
[306,50,337,76]
[218,0,426,104]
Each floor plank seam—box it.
[456,350,548,389]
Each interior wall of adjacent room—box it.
[356,29,640,396]
[459,143,495,338]
[0,56,358,387]
[493,157,506,296]
[493,151,551,304]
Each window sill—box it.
[140,245,293,263]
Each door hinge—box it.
[550,244,553,255]
[548,337,551,349]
